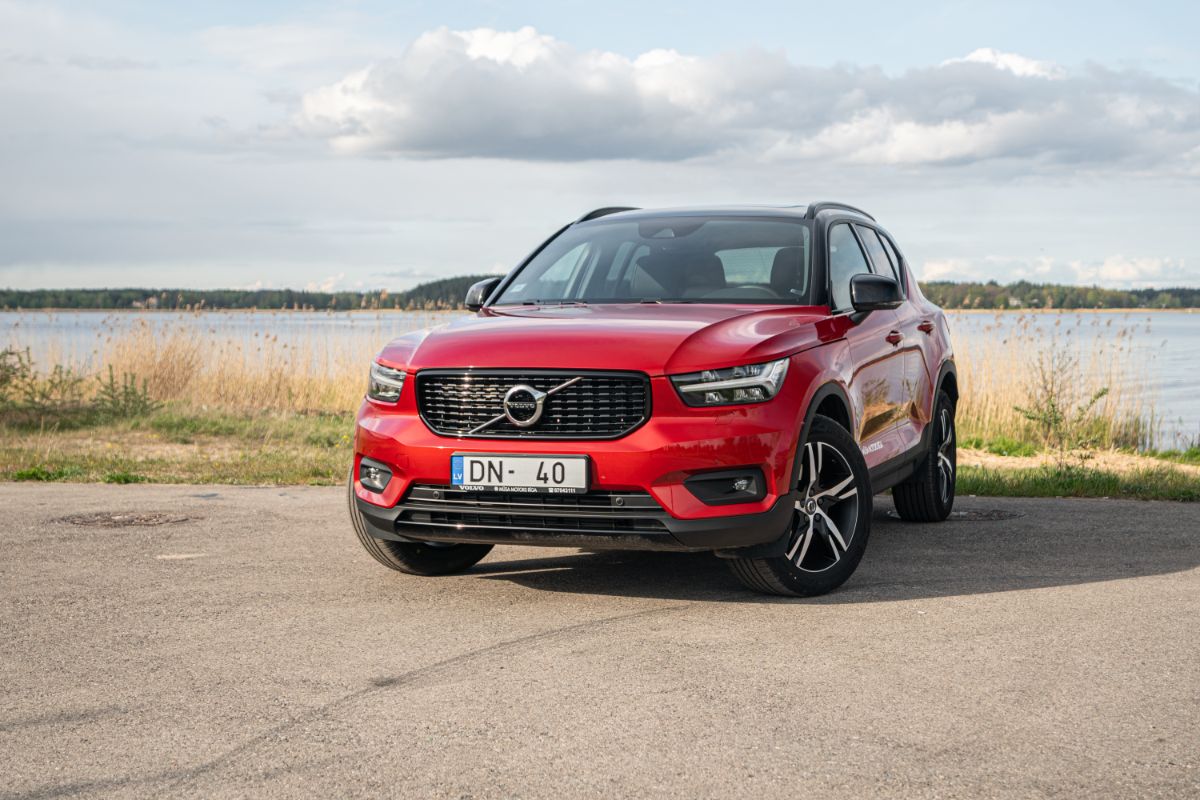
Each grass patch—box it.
[11,464,84,482]
[960,435,1040,457]
[103,471,148,484]
[140,408,353,446]
[958,464,1200,502]
[1141,447,1200,467]
[1,406,354,486]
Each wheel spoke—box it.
[811,474,854,501]
[824,531,841,562]
[786,516,814,564]
[805,443,818,495]
[938,452,954,478]
[818,509,848,552]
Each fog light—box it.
[684,468,766,506]
[358,458,392,493]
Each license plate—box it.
[451,453,589,494]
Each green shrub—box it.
[103,471,149,484]
[11,465,84,482]
[94,366,160,418]
[1014,348,1110,469]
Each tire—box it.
[728,415,872,597]
[892,390,956,522]
[347,476,493,576]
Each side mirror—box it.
[850,273,903,314]
[465,277,502,311]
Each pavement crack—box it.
[159,603,685,795]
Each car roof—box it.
[576,203,874,224]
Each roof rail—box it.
[576,206,639,223]
[805,202,875,221]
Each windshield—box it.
[494,216,813,305]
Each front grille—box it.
[415,370,650,439]
[399,484,669,534]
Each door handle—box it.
[917,320,935,334]
[885,330,903,345]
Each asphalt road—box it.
[1,484,1198,799]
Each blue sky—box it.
[2,0,1198,290]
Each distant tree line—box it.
[919,281,1200,310]
[2,277,1197,311]
[0,275,494,311]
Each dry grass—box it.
[70,311,457,414]
[3,309,1161,439]
[0,309,1191,495]
[947,311,1155,450]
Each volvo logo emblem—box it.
[503,384,547,428]
[467,376,584,435]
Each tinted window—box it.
[854,224,900,284]
[828,224,873,311]
[495,217,813,305]
[879,235,904,285]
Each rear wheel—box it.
[892,390,956,522]
[348,476,493,575]
[728,415,872,597]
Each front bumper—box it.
[353,368,814,552]
[354,484,797,552]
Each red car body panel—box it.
[355,288,952,519]
[376,304,833,376]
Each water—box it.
[3,308,1198,449]
[1,310,455,367]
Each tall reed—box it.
[6,309,1160,449]
[948,311,1156,450]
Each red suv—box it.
[349,204,957,596]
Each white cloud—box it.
[295,30,1200,170]
[1068,256,1194,287]
[940,48,1065,79]
[306,272,346,292]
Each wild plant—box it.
[1014,346,1111,469]
[94,366,160,418]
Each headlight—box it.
[367,362,406,403]
[670,357,789,406]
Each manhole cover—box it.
[57,512,193,528]
[888,509,1024,522]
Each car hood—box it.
[378,304,835,376]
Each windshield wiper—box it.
[637,298,698,304]
[521,300,588,306]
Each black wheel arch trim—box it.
[797,382,853,460]
[935,359,958,404]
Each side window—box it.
[828,223,873,312]
[879,235,904,286]
[854,224,901,284]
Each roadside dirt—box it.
[959,447,1200,476]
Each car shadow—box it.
[469,498,1200,603]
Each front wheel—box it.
[348,476,493,575]
[728,415,872,597]
[892,390,956,522]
